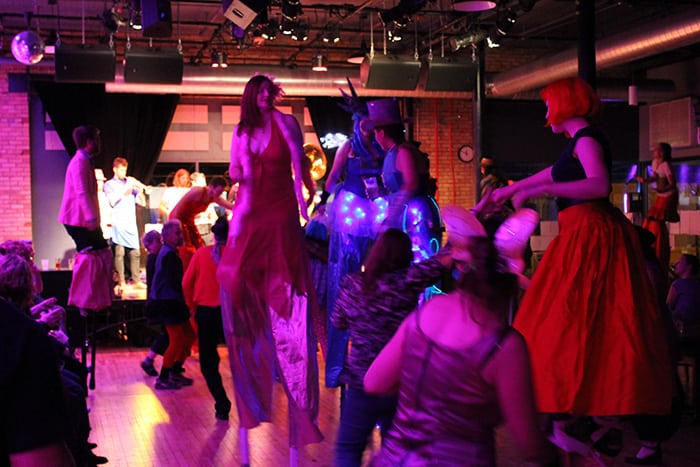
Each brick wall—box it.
[413,98,477,208]
[0,66,32,242]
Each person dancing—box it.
[322,80,386,389]
[217,74,322,466]
[492,77,673,464]
[637,142,679,273]
[362,98,442,264]
[364,206,558,466]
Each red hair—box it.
[540,77,602,127]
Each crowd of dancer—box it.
[3,74,698,467]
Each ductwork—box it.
[104,64,473,98]
[488,8,700,98]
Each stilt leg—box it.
[89,308,97,389]
[239,427,249,466]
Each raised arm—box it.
[494,136,610,209]
[326,140,351,194]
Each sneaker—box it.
[170,373,194,386]
[140,359,158,377]
[155,377,182,390]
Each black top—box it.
[1,299,66,466]
[550,126,612,211]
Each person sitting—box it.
[364,206,558,466]
[0,252,107,466]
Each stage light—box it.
[291,23,308,41]
[211,50,228,68]
[347,39,369,64]
[495,9,517,36]
[311,53,327,72]
[323,24,340,43]
[452,0,496,12]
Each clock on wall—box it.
[457,144,474,163]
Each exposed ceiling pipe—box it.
[488,8,700,98]
[104,64,474,98]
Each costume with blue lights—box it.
[325,112,386,389]
[382,145,442,264]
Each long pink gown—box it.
[217,117,323,448]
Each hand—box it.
[491,184,517,206]
[511,187,533,210]
[49,329,70,346]
[30,297,57,317]
[38,306,65,329]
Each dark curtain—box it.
[305,96,361,185]
[32,81,179,183]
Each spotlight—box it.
[495,9,517,36]
[211,50,228,68]
[261,19,278,40]
[281,0,302,20]
[452,0,496,12]
[130,10,142,30]
[322,24,340,43]
[388,23,405,42]
[281,17,295,35]
[291,23,308,41]
[449,30,487,51]
[311,53,327,72]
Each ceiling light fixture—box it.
[322,24,340,43]
[452,0,497,12]
[291,22,308,41]
[211,50,228,68]
[311,53,327,72]
[495,9,517,36]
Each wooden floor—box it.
[87,346,700,467]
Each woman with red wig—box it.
[492,77,673,463]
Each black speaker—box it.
[124,47,183,84]
[222,0,268,30]
[360,55,421,90]
[142,0,173,38]
[54,44,116,83]
[418,58,476,92]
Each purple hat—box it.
[361,98,411,131]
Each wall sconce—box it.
[311,53,327,72]
[211,50,228,68]
[452,0,496,12]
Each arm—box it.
[484,332,557,463]
[279,112,311,222]
[395,145,421,195]
[330,276,353,330]
[666,281,679,312]
[213,195,235,211]
[181,251,197,311]
[404,253,452,293]
[364,314,412,395]
[75,157,100,230]
[325,140,350,194]
[495,137,610,209]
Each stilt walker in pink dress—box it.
[217,75,323,466]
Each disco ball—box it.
[11,30,45,65]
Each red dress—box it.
[515,127,672,417]
[217,117,322,447]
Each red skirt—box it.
[515,201,672,416]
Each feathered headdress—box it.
[338,77,367,120]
